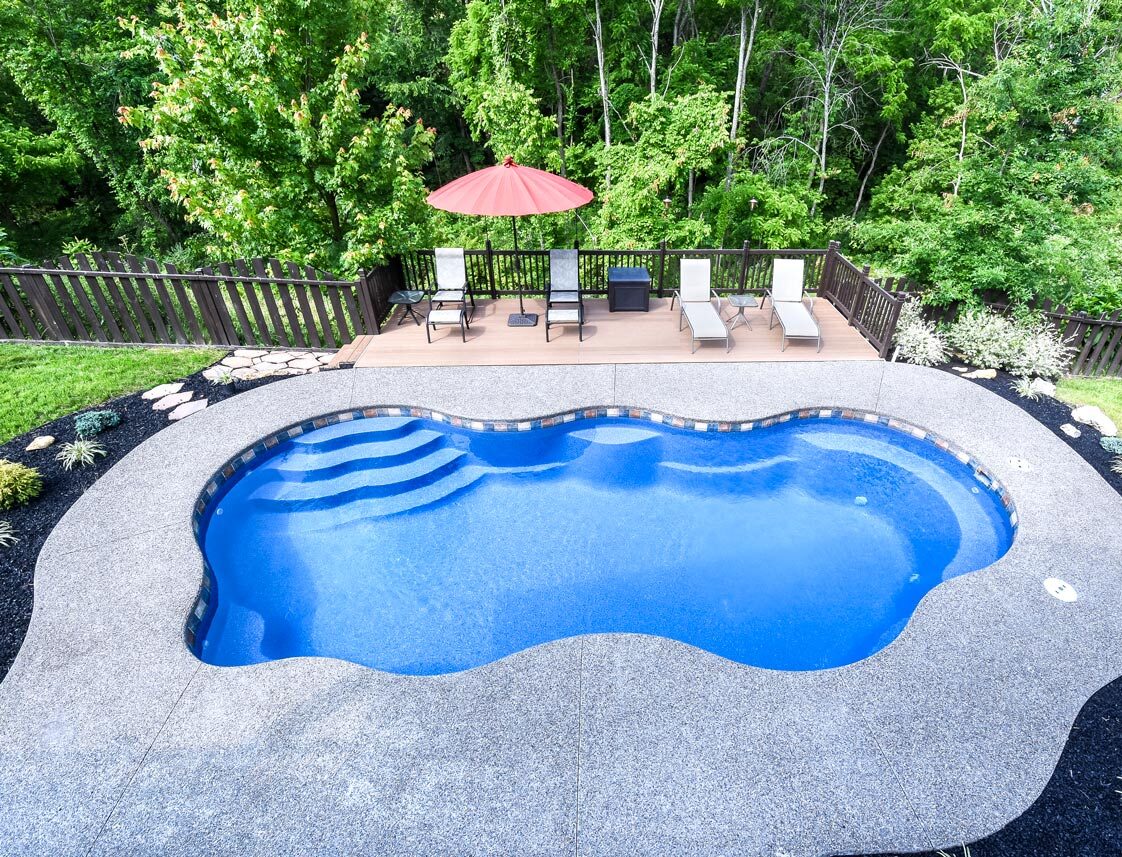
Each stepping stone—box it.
[142,382,185,401]
[25,435,55,451]
[261,351,297,364]
[221,356,253,369]
[231,367,260,380]
[153,391,194,411]
[289,357,320,371]
[169,399,208,421]
[202,366,229,381]
[234,349,267,359]
[317,354,334,364]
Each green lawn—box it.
[0,344,224,444]
[1055,377,1122,428]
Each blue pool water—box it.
[197,413,1014,674]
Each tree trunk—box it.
[726,0,760,189]
[648,0,665,97]
[593,0,612,149]
[853,122,889,216]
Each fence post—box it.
[657,240,667,298]
[485,239,497,299]
[819,240,841,300]
[737,241,750,293]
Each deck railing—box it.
[1,242,912,358]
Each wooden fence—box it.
[877,276,1122,377]
[0,243,910,359]
[0,253,389,349]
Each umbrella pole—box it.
[511,216,524,312]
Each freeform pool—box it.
[193,409,1015,675]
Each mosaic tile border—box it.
[186,405,1019,651]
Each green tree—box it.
[122,0,436,273]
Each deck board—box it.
[337,297,879,368]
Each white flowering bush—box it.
[1007,321,1075,380]
[945,308,1073,380]
[892,300,948,366]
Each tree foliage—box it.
[0,0,1118,309]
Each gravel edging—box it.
[849,364,1122,857]
[0,361,284,679]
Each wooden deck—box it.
[334,297,880,368]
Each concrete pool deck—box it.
[1,362,1121,856]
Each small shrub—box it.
[74,409,121,438]
[1102,437,1122,455]
[1010,377,1040,401]
[0,460,43,511]
[945,309,1073,379]
[0,520,17,548]
[55,439,108,471]
[1112,456,1122,477]
[892,300,948,367]
[1007,322,1074,380]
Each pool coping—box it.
[2,361,1121,856]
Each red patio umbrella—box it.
[426,156,594,324]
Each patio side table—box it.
[725,293,759,330]
[389,290,425,326]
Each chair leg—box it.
[426,321,432,343]
[459,316,466,342]
[545,320,551,342]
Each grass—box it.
[1055,377,1122,429]
[0,344,224,444]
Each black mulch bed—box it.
[849,364,1122,857]
[0,359,286,681]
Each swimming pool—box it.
[192,408,1015,675]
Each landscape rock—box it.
[1029,378,1056,397]
[24,435,55,452]
[169,399,208,421]
[952,366,968,372]
[289,357,320,371]
[141,382,185,401]
[1060,424,1081,439]
[234,349,267,359]
[220,356,253,369]
[261,351,297,364]
[317,354,333,364]
[1071,405,1118,437]
[963,368,997,379]
[152,391,195,411]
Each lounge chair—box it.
[547,249,580,307]
[675,259,729,353]
[764,259,821,352]
[432,248,475,320]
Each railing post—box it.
[737,240,750,294]
[820,239,841,300]
[657,240,667,298]
[485,239,497,299]
[880,294,906,359]
[355,268,380,336]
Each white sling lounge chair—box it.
[765,258,821,352]
[675,259,729,353]
[432,247,475,320]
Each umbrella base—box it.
[507,312,539,327]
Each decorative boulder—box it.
[1028,378,1056,397]
[1071,405,1118,437]
[1060,424,1081,439]
[25,435,55,452]
[963,368,997,379]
